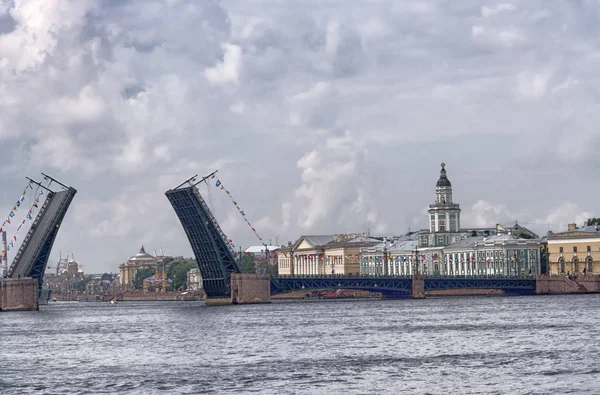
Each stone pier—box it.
[412,275,425,299]
[205,273,271,306]
[0,278,39,312]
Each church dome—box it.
[436,163,452,187]
[128,245,155,261]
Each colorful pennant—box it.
[215,178,266,247]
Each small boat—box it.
[110,299,117,304]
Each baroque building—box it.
[419,164,467,248]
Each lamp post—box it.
[383,238,389,276]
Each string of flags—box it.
[9,189,44,248]
[215,178,266,246]
[1,183,30,231]
[1,185,44,252]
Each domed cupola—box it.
[436,163,452,187]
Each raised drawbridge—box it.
[165,172,241,300]
[6,174,77,294]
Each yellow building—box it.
[119,246,159,290]
[278,234,379,276]
[547,225,600,275]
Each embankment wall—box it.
[536,275,600,295]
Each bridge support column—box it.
[231,273,271,304]
[411,275,425,299]
[1,278,39,312]
[205,273,271,306]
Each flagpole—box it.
[2,231,7,277]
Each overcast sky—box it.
[0,0,598,273]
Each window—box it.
[587,246,591,253]
[439,217,446,232]
[573,257,580,273]
[559,257,565,273]
[587,257,593,273]
[559,247,563,254]
[573,246,577,253]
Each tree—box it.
[587,218,600,226]
[514,232,533,240]
[167,259,197,290]
[134,268,155,290]
[240,254,256,274]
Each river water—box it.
[1,295,599,394]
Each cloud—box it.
[0,0,599,273]
[204,43,242,85]
[481,3,516,18]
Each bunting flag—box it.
[7,184,44,246]
[3,182,31,227]
[215,178,266,246]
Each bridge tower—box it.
[7,174,77,294]
[165,172,241,300]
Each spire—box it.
[436,162,452,187]
[140,245,146,253]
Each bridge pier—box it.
[205,273,271,306]
[0,278,39,312]
[412,275,425,299]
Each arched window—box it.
[586,257,593,274]
[558,257,566,273]
[573,257,580,273]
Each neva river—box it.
[1,295,600,394]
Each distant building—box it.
[360,236,418,276]
[187,268,202,291]
[547,224,600,275]
[118,246,160,290]
[278,234,380,276]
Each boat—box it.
[110,298,117,304]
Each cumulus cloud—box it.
[204,43,242,85]
[0,0,598,271]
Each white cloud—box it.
[204,43,242,85]
[481,3,516,18]
[516,70,552,100]
[0,0,599,272]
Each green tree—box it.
[167,259,197,290]
[101,273,113,281]
[514,232,533,240]
[134,268,155,290]
[587,218,600,226]
[240,254,256,273]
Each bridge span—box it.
[271,275,536,298]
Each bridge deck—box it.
[8,187,76,290]
[166,186,240,299]
[272,275,536,296]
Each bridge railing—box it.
[193,188,237,257]
[276,274,537,279]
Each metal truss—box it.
[165,185,240,299]
[424,277,536,293]
[272,276,413,296]
[8,183,77,294]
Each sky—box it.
[0,0,598,273]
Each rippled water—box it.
[1,295,600,394]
